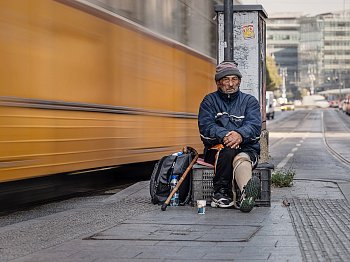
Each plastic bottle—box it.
[172,151,183,156]
[169,175,179,206]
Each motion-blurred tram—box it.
[0,0,218,185]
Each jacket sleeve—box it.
[198,95,229,145]
[236,96,262,144]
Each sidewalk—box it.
[10,178,349,262]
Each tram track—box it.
[268,109,350,180]
[269,110,313,149]
[322,111,350,168]
[269,110,350,169]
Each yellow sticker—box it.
[242,24,255,39]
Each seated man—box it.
[198,61,261,212]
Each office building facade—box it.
[266,13,301,98]
[299,11,350,93]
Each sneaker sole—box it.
[211,199,235,208]
[240,197,255,213]
[245,176,261,200]
[239,176,260,213]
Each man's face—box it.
[217,75,241,94]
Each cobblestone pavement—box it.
[0,183,158,261]
[288,198,350,262]
[1,180,349,262]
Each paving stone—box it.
[4,180,350,262]
[267,254,303,262]
[134,249,203,260]
[203,250,270,260]
[155,240,214,247]
[288,198,350,261]
[91,222,261,242]
[95,259,162,262]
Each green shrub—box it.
[271,168,295,187]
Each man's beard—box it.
[221,85,240,94]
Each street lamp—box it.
[308,64,316,95]
[280,67,287,102]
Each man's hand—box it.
[223,131,242,149]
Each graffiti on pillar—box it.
[242,24,255,39]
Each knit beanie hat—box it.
[215,61,242,81]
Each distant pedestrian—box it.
[198,61,261,212]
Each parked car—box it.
[345,95,350,115]
[266,91,275,120]
[328,100,339,108]
[338,99,344,111]
[280,102,295,111]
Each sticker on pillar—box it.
[242,24,255,39]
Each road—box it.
[267,108,350,182]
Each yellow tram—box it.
[0,0,217,183]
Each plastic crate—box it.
[192,163,273,207]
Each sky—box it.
[241,0,349,16]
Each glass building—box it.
[266,13,301,98]
[299,11,350,92]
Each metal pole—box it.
[224,0,233,61]
[280,67,287,101]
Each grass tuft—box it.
[271,168,295,187]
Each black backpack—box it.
[150,147,196,205]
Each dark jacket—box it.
[198,89,262,154]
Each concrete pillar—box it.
[215,5,270,163]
